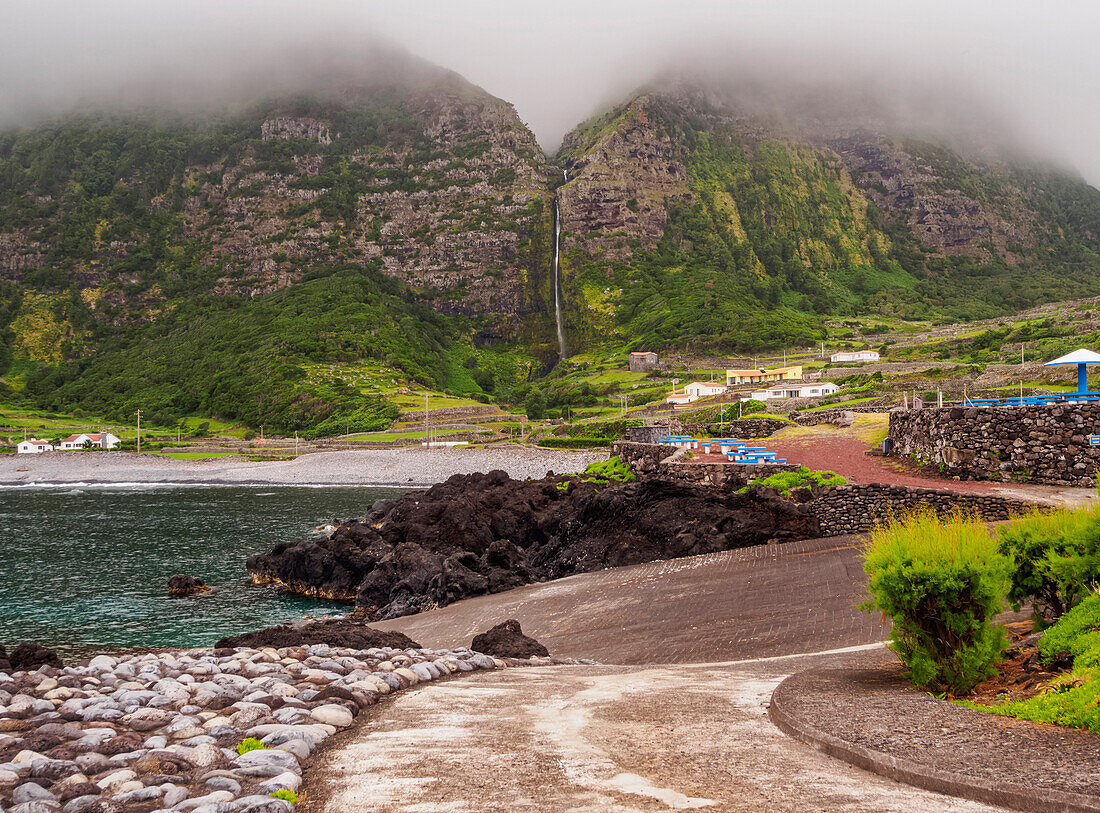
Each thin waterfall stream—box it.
[552,182,567,360]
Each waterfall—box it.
[552,200,567,360]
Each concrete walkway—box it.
[302,650,1005,812]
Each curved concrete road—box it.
[302,537,1012,811]
[303,651,1005,812]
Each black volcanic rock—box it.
[471,620,548,659]
[7,643,63,670]
[214,617,420,650]
[168,574,208,596]
[247,470,819,622]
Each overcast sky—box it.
[3,0,1098,185]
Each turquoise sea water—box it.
[0,483,405,657]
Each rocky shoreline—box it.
[247,470,820,620]
[0,621,582,813]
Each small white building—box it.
[748,382,841,401]
[665,393,699,406]
[683,381,728,398]
[16,439,54,454]
[830,350,880,363]
[59,432,121,450]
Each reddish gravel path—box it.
[762,434,1003,493]
[699,425,1092,507]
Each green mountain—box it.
[553,82,1100,353]
[1,59,1099,430]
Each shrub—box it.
[738,466,845,496]
[861,509,1012,695]
[1037,593,1100,671]
[997,506,1100,624]
[580,455,636,485]
[737,399,767,415]
[236,737,266,755]
[269,788,300,803]
[524,387,547,420]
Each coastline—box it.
[0,446,608,488]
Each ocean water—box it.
[0,483,406,657]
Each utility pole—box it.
[260,425,264,442]
[295,431,299,457]
[424,393,429,447]
[135,410,142,453]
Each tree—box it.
[524,387,547,420]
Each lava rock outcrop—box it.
[247,470,818,621]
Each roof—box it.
[1043,349,1100,367]
[630,351,657,357]
[727,365,801,375]
[61,433,107,443]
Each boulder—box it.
[471,620,549,659]
[214,618,419,650]
[6,644,62,671]
[167,575,208,596]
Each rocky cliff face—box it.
[2,60,1099,421]
[0,78,553,332]
[551,82,1100,351]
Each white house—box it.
[683,381,728,398]
[830,350,880,363]
[747,382,841,401]
[16,439,54,454]
[59,432,121,450]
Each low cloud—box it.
[2,0,1098,184]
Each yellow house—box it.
[726,365,802,386]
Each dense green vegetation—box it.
[26,264,518,434]
[3,74,1100,432]
[862,510,1012,695]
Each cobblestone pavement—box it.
[373,536,888,665]
[303,651,1007,812]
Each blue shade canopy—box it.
[1043,349,1100,393]
[1043,349,1100,366]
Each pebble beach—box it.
[0,447,607,489]
[0,642,587,813]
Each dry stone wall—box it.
[889,403,1100,486]
[809,484,1036,536]
[612,441,800,487]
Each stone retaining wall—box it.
[612,441,800,486]
[398,405,498,421]
[809,483,1036,536]
[889,403,1100,486]
[681,418,789,438]
[613,442,1040,536]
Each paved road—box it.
[303,651,1005,812]
[373,536,887,664]
[299,537,1018,810]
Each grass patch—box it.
[236,737,266,755]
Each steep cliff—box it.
[2,59,1100,429]
[553,82,1100,352]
